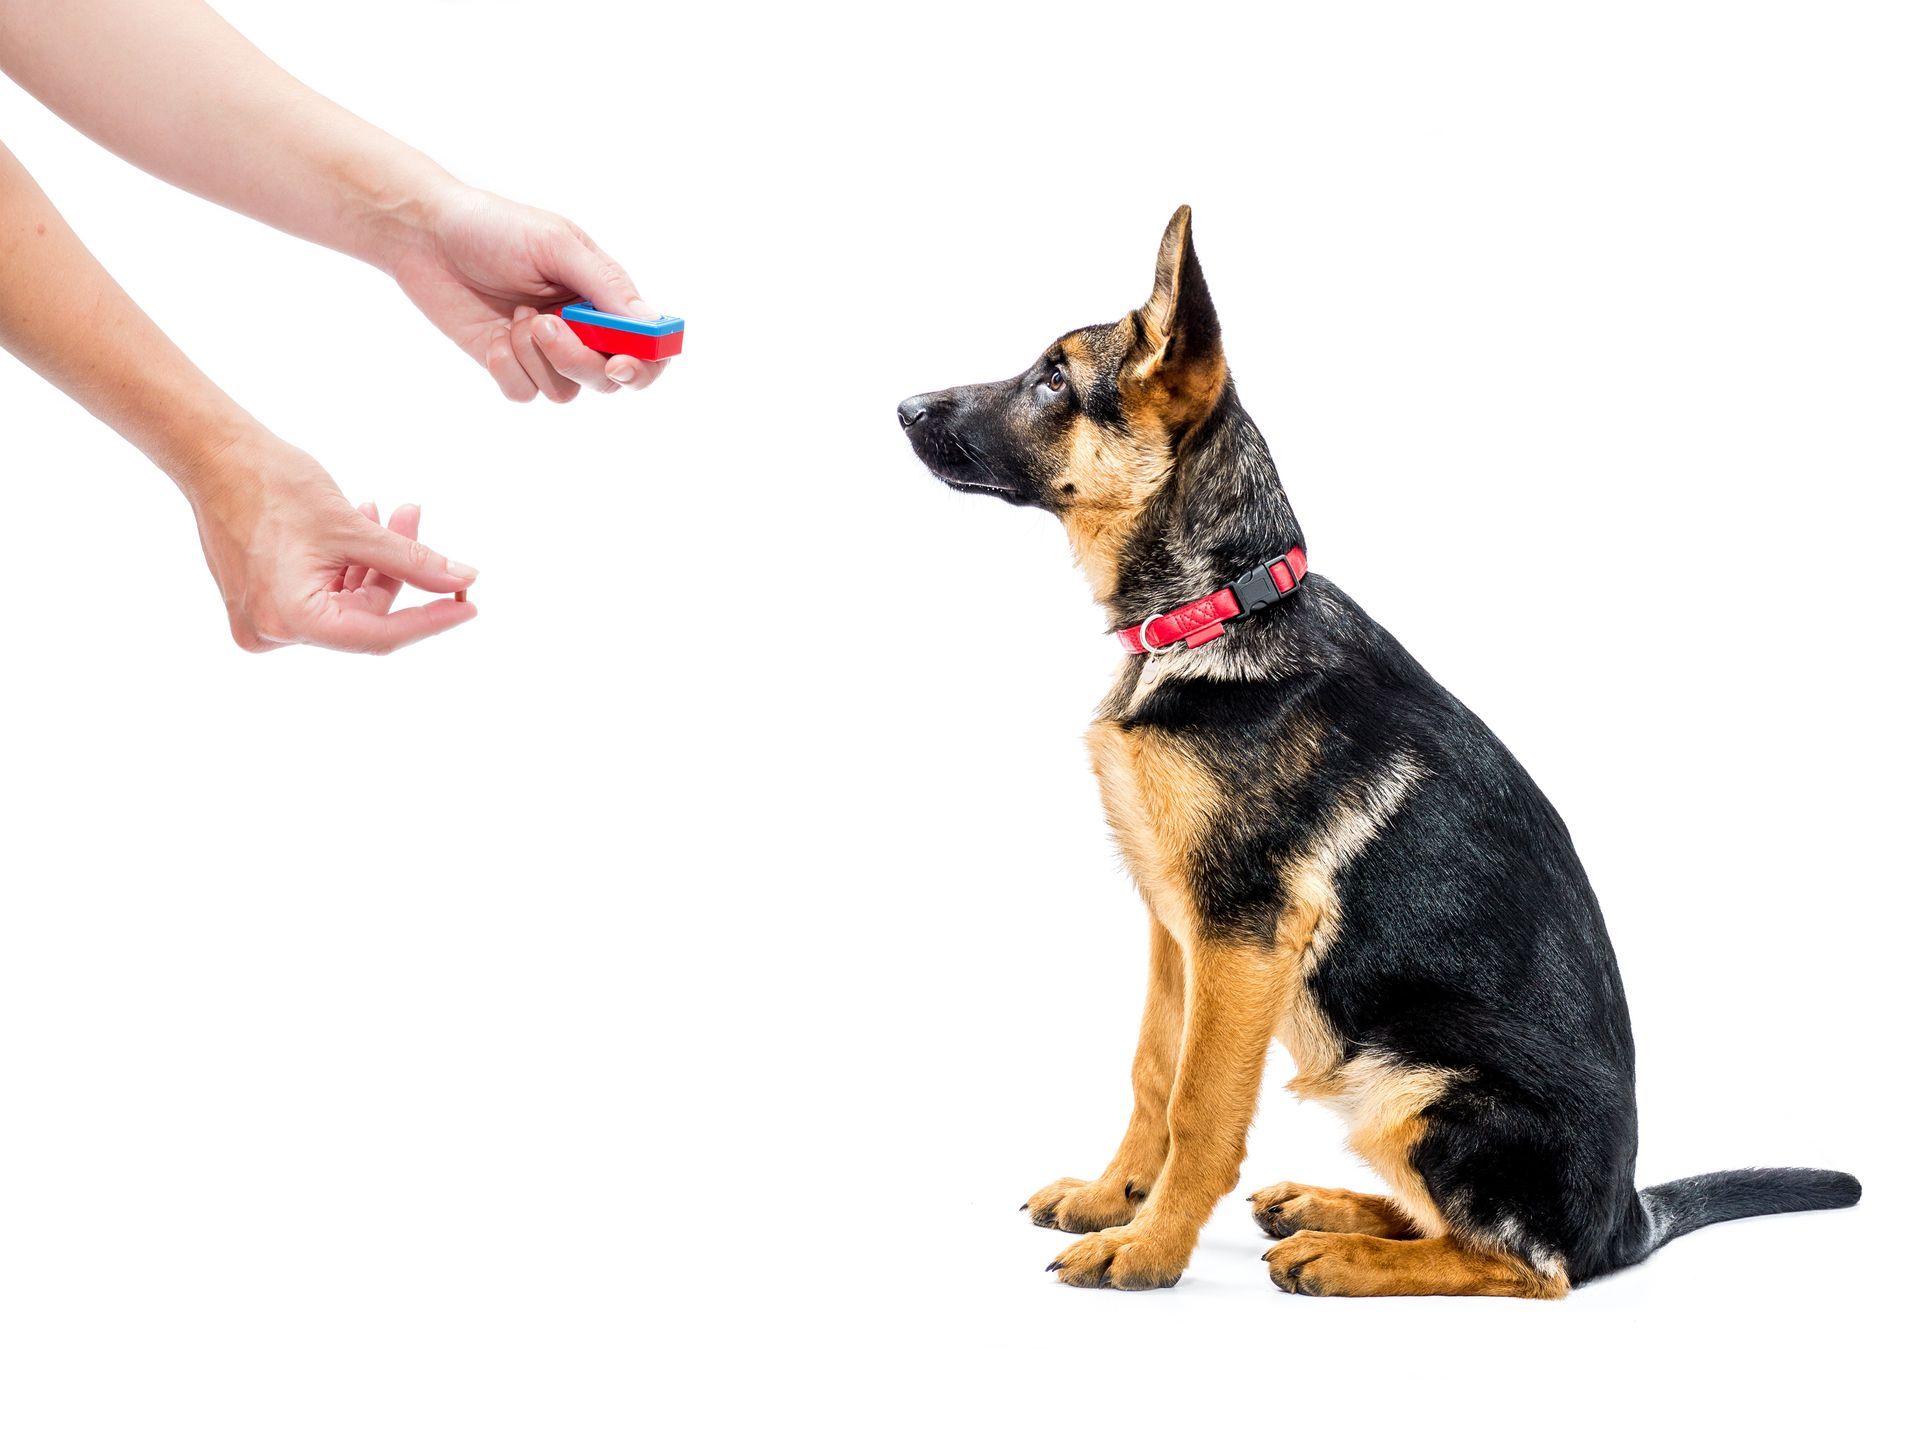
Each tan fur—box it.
[1047,212,1226,601]
[1025,916,1184,1233]
[1054,724,1472,1288]
[1133,205,1228,427]
[1137,208,1190,347]
[1319,1053,1455,1238]
[1265,1230,1571,1299]
[1048,931,1285,1288]
[1085,720,1216,950]
[1272,891,1346,1104]
[1060,713,1560,1295]
[1249,1181,1419,1239]
[1051,722,1301,1287]
[1056,408,1171,602]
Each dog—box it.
[897,207,1859,1295]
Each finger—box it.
[510,306,579,404]
[361,502,420,614]
[533,314,619,393]
[546,227,656,322]
[605,355,670,391]
[343,501,381,591]
[487,329,538,403]
[307,596,477,656]
[345,514,478,595]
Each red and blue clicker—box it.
[559,304,685,361]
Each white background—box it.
[2,2,1914,1434]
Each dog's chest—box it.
[1085,719,1218,946]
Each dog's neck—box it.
[1100,382,1306,631]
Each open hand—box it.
[391,185,669,402]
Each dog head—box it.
[899,206,1228,588]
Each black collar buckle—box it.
[1230,563,1281,618]
[1228,549,1306,621]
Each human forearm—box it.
[0,0,456,270]
[2,140,476,653]
[0,139,256,481]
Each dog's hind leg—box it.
[1249,1183,1419,1240]
[1264,1232,1569,1299]
[1026,915,1184,1233]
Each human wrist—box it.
[344,155,468,275]
[164,412,277,514]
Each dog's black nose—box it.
[898,395,932,430]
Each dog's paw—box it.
[1265,1231,1418,1296]
[1249,1182,1313,1239]
[1046,1222,1191,1290]
[1023,1176,1148,1234]
[1249,1181,1411,1240]
[1263,1231,1342,1295]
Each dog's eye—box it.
[1046,367,1066,393]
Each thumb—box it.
[549,228,657,321]
[347,514,478,594]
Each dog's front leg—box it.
[1048,936,1279,1289]
[1026,916,1184,1232]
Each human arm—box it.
[0,139,476,652]
[0,0,667,399]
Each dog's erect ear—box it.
[1133,205,1226,426]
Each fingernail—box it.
[609,362,638,384]
[630,298,661,320]
[514,305,533,321]
[448,562,479,581]
[537,317,561,343]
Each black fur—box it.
[900,209,1859,1286]
[1639,1168,1864,1257]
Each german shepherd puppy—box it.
[897,207,1859,1296]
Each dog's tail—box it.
[1626,1167,1860,1264]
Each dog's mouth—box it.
[938,472,1014,497]
[904,420,1020,500]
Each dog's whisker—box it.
[951,433,1011,493]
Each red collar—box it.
[1116,546,1308,654]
